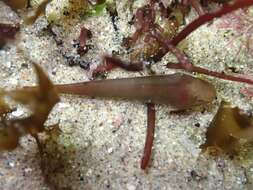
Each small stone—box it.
[5,61,11,68]
[24,167,32,173]
[11,109,24,117]
[107,147,113,154]
[126,183,136,190]
[8,162,15,168]
[86,169,93,176]
[58,102,70,109]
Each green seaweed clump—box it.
[84,0,107,17]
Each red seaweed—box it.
[122,4,156,48]
[150,28,253,84]
[141,103,156,170]
[0,23,19,39]
[92,56,144,77]
[77,27,92,55]
[167,63,253,85]
[171,0,253,46]
[151,0,253,64]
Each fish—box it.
[54,73,216,109]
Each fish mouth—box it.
[188,78,216,106]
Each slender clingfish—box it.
[54,73,216,109]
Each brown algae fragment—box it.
[8,63,59,135]
[0,63,59,151]
[3,0,28,10]
[25,0,52,24]
[201,101,253,154]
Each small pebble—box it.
[107,147,113,154]
[8,162,15,168]
[126,183,136,190]
[11,109,24,117]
